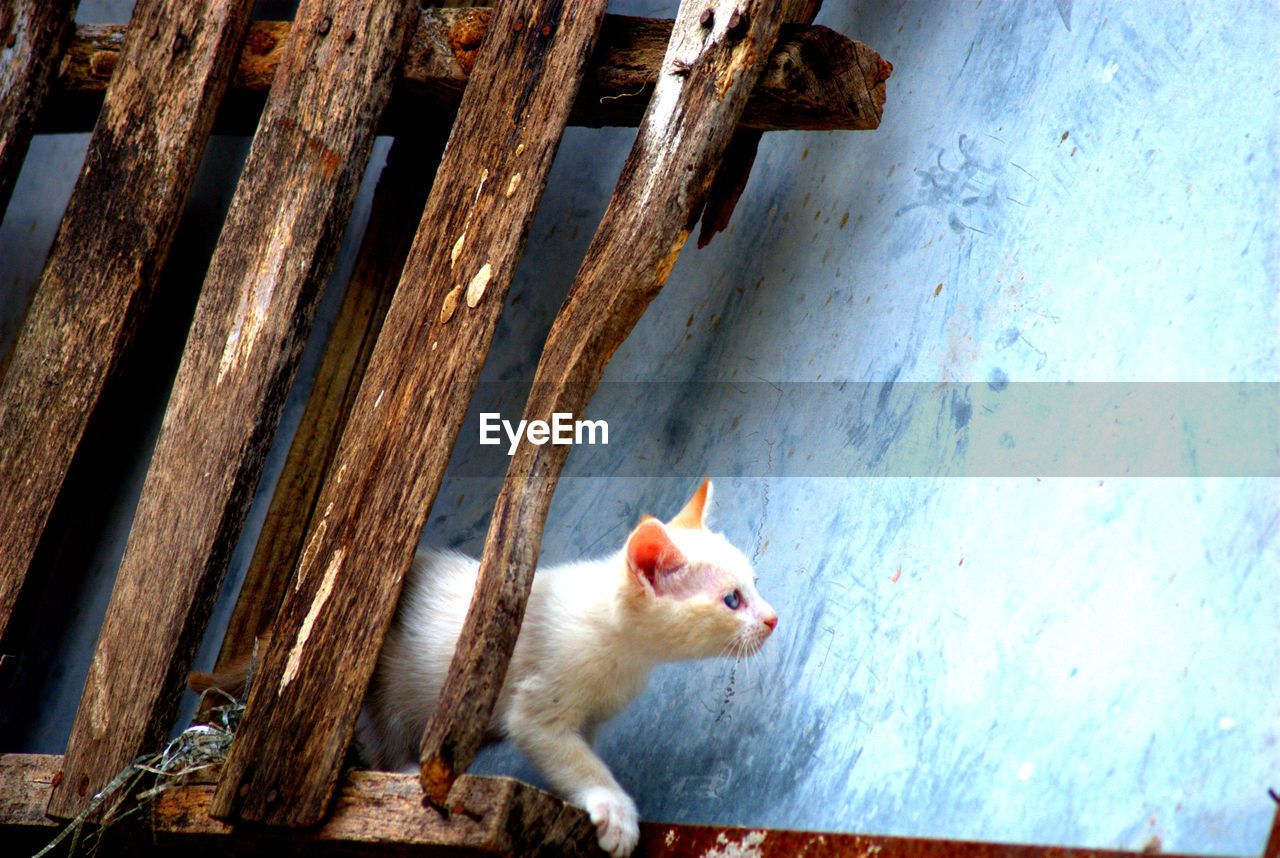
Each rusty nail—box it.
[239,784,251,798]
[512,16,524,32]
[727,10,748,37]
[699,9,714,28]
[266,789,280,804]
[344,28,355,43]
[541,23,552,36]
[317,16,331,36]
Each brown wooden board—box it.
[1,754,1222,858]
[4,754,598,857]
[40,12,889,135]
[417,0,790,804]
[45,0,417,821]
[210,127,449,678]
[0,0,77,218]
[212,0,610,827]
[0,0,255,643]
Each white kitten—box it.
[189,480,777,857]
[359,479,777,857]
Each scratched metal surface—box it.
[0,1,1275,855]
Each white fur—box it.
[356,507,776,858]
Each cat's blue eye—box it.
[723,590,742,610]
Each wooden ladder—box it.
[0,0,886,852]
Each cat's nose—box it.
[763,613,778,631]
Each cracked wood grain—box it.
[0,0,77,218]
[208,127,447,687]
[211,0,609,827]
[45,0,416,821]
[417,0,790,804]
[0,0,255,648]
[40,11,888,135]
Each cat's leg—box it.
[508,722,639,857]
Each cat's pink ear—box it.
[626,517,687,595]
[667,477,712,530]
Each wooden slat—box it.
[210,127,447,677]
[0,0,77,218]
[418,0,790,804]
[45,0,418,820]
[1,754,1222,858]
[697,0,824,248]
[0,0,255,643]
[5,754,598,857]
[40,12,889,135]
[211,0,610,827]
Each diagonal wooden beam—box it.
[697,0,824,248]
[208,126,448,683]
[0,0,255,645]
[211,0,611,827]
[417,0,790,804]
[0,0,77,220]
[41,11,889,135]
[45,0,418,821]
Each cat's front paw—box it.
[578,785,639,857]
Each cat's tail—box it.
[187,635,271,716]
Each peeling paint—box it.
[450,232,466,267]
[505,172,522,198]
[701,829,768,858]
[465,262,492,307]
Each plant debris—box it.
[34,686,246,857]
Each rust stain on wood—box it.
[448,8,491,76]
[243,27,277,55]
[717,41,758,99]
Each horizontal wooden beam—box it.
[38,9,890,136]
[3,754,597,856]
[2,754,1221,858]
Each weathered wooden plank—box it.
[2,754,1222,858]
[0,0,77,218]
[45,0,418,821]
[418,0,790,804]
[697,0,824,248]
[39,12,889,135]
[212,0,610,827]
[0,0,255,643]
[210,127,447,679]
[5,754,598,857]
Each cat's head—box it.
[620,479,777,661]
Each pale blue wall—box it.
[1,1,1275,854]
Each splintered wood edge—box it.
[1,754,1226,858]
[2,754,596,855]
